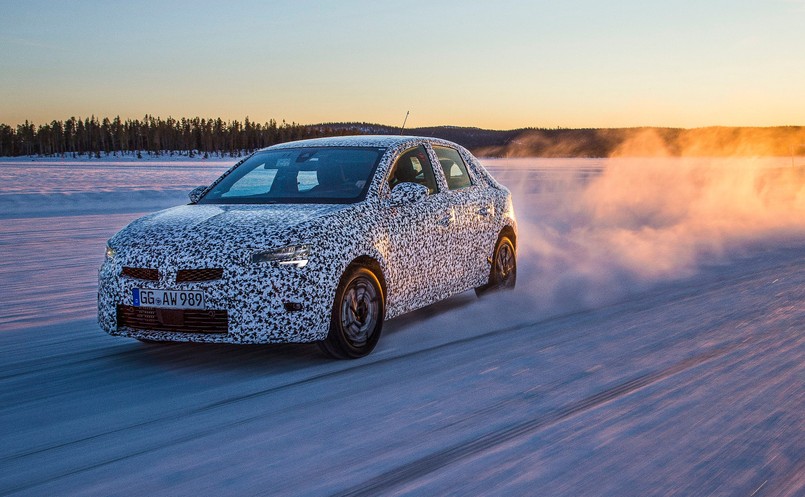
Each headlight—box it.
[251,244,310,268]
[105,244,116,261]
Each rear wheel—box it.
[319,266,384,359]
[475,235,516,297]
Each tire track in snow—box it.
[333,345,739,497]
[2,341,743,496]
[1,305,600,466]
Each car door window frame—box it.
[385,145,440,196]
[432,145,475,191]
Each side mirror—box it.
[188,185,207,204]
[389,182,429,206]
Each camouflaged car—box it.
[99,135,517,358]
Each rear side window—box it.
[388,145,438,194]
[433,146,473,190]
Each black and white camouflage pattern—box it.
[98,136,517,344]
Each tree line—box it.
[0,115,359,158]
[1,116,802,158]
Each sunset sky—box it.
[1,0,803,129]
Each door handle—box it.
[438,215,452,226]
[478,206,490,216]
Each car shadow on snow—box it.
[110,291,483,373]
[116,340,327,373]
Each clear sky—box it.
[1,0,803,129]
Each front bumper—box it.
[98,259,334,344]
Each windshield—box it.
[199,146,385,204]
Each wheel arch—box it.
[346,255,387,303]
[499,224,517,250]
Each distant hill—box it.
[309,123,805,158]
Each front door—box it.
[383,145,455,315]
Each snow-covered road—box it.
[0,158,803,496]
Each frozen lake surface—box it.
[0,157,803,495]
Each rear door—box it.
[430,145,493,290]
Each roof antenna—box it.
[399,111,409,135]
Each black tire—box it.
[319,266,384,359]
[136,338,169,345]
[475,235,516,297]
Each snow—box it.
[0,153,240,164]
[0,157,803,495]
[0,161,231,219]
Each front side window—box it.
[433,146,473,190]
[387,145,438,194]
[199,147,384,204]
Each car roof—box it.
[261,135,454,151]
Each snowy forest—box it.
[0,116,358,158]
[1,115,803,158]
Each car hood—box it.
[110,203,353,266]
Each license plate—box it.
[133,288,205,309]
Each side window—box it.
[433,146,473,190]
[388,145,438,194]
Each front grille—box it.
[121,267,159,281]
[117,304,228,334]
[176,268,224,282]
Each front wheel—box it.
[319,266,384,359]
[475,235,516,297]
